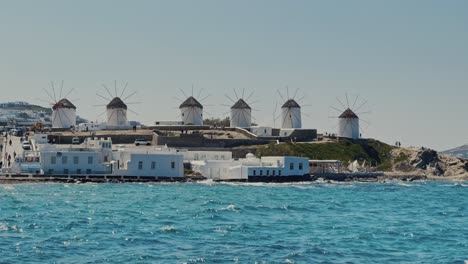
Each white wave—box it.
[221,204,240,212]
[160,225,177,232]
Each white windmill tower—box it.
[281,99,302,129]
[52,99,77,129]
[330,94,370,139]
[179,92,204,126]
[274,88,309,129]
[96,81,138,128]
[41,81,77,129]
[338,108,360,139]
[106,97,128,127]
[223,89,256,128]
[230,99,252,128]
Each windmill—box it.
[223,88,257,128]
[276,87,303,129]
[95,81,138,128]
[39,81,77,129]
[176,86,209,126]
[329,93,371,139]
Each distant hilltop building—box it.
[179,96,203,126]
[281,99,302,129]
[230,99,252,128]
[338,108,359,139]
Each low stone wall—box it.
[48,134,153,145]
[153,132,272,148]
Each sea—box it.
[0,181,467,264]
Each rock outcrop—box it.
[391,147,468,178]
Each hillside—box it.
[0,103,51,113]
[441,144,468,159]
[255,138,395,171]
[253,138,468,178]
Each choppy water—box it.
[0,181,467,263]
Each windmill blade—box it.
[179,89,188,98]
[345,92,350,108]
[336,97,347,110]
[51,81,57,102]
[36,98,53,105]
[356,111,372,115]
[355,99,368,112]
[197,88,204,99]
[246,91,255,102]
[173,97,183,102]
[242,88,245,99]
[292,88,299,100]
[330,106,344,113]
[286,86,290,99]
[199,94,210,102]
[360,118,371,125]
[114,80,118,98]
[63,88,75,99]
[125,102,142,105]
[128,109,139,115]
[276,90,286,102]
[101,84,114,99]
[225,94,236,104]
[233,88,239,100]
[120,82,129,98]
[97,110,107,117]
[96,93,111,102]
[59,80,64,100]
[122,91,137,101]
[42,88,56,103]
[352,94,360,109]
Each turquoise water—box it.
[0,181,467,263]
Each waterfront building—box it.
[191,153,310,181]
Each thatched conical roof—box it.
[53,99,76,110]
[180,96,203,109]
[281,99,301,109]
[231,99,251,110]
[339,108,358,119]
[107,97,127,110]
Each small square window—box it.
[138,161,143,170]
[86,169,92,174]
[290,163,294,170]
[151,162,156,170]
[171,162,175,169]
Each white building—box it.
[36,137,184,177]
[191,154,310,181]
[38,138,113,175]
[230,99,251,128]
[107,97,128,127]
[337,108,359,139]
[112,149,183,178]
[250,126,273,137]
[281,99,302,129]
[180,150,232,162]
[179,96,203,126]
[52,99,77,129]
[309,160,343,174]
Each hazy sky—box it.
[1,0,467,151]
